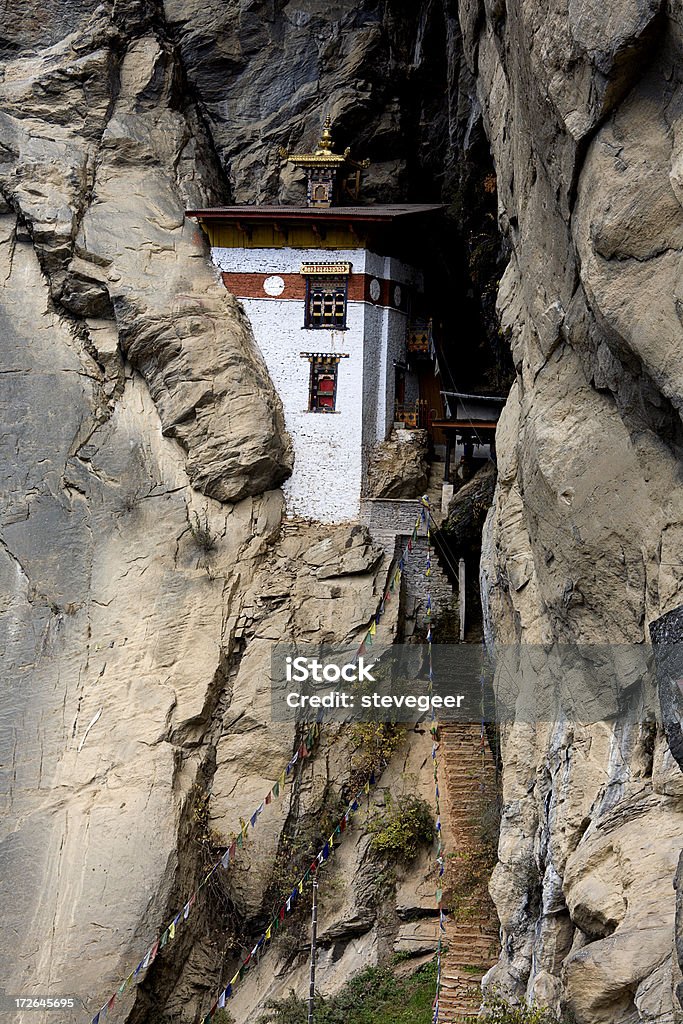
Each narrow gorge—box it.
[2,3,683,1024]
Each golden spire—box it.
[277,113,370,207]
[315,114,334,155]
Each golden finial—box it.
[315,114,334,155]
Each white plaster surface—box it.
[212,247,368,275]
[240,295,364,522]
[211,247,424,288]
[213,246,423,523]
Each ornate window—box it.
[305,275,348,329]
[302,353,348,412]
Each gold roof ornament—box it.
[278,114,370,206]
[280,115,368,168]
[316,114,335,156]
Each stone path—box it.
[438,722,500,1022]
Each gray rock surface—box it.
[366,429,429,500]
[468,1,683,1020]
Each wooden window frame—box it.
[302,353,348,413]
[304,275,348,330]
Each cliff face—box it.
[0,3,468,1021]
[3,2,683,1023]
[469,1,683,1020]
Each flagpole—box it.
[308,873,319,1024]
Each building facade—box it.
[187,124,444,523]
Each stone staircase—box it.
[425,457,448,525]
[438,723,500,1023]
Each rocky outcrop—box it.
[443,462,496,556]
[468,1,683,1021]
[0,13,292,504]
[366,429,429,500]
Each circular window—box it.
[263,275,285,296]
[369,278,381,302]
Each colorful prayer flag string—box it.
[198,770,381,1023]
[88,724,321,1024]
[89,509,429,1024]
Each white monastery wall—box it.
[211,248,369,275]
[240,294,365,522]
[211,246,422,524]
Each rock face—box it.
[366,429,429,499]
[5,1,683,1024]
[468,2,683,1020]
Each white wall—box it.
[212,247,369,275]
[212,246,421,524]
[240,295,365,523]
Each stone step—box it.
[445,944,497,957]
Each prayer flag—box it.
[298,879,304,894]
[273,780,280,798]
[265,926,272,941]
[218,991,226,1009]
[221,849,230,869]
[369,621,376,637]
[265,790,272,805]
[107,995,116,1011]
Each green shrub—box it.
[367,795,434,863]
[481,991,563,1023]
[258,963,438,1024]
[213,1011,236,1024]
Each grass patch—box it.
[258,963,438,1024]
